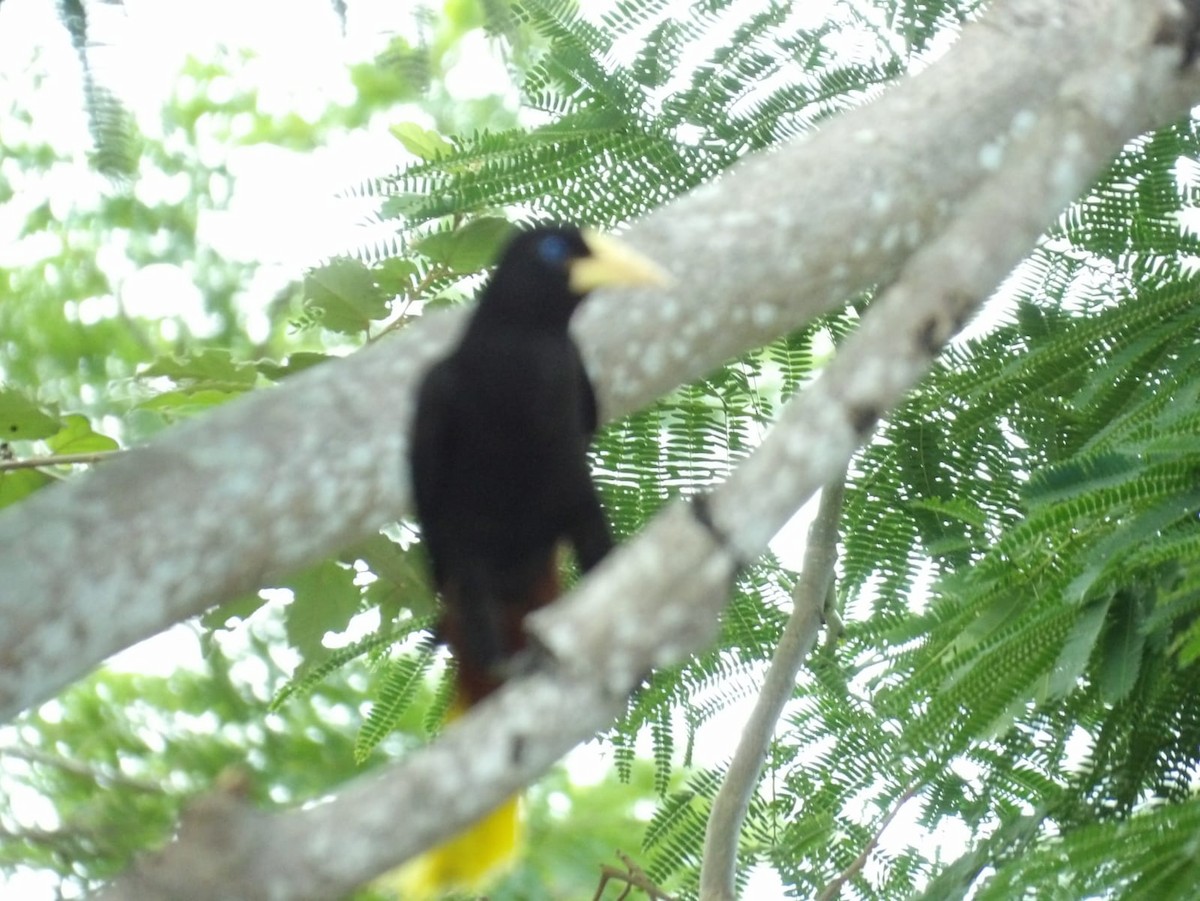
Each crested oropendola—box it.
[396,224,668,897]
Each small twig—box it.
[821,581,845,655]
[370,262,455,342]
[0,450,123,472]
[592,851,676,901]
[814,784,919,901]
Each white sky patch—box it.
[1,0,411,335]
[120,263,216,337]
[443,29,513,99]
[105,623,206,676]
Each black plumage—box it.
[411,225,667,703]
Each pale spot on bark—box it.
[978,140,1005,171]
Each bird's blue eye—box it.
[536,234,572,266]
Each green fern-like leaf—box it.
[354,637,439,762]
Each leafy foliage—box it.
[355,0,910,241]
[820,120,1200,898]
[0,630,375,889]
[55,0,143,177]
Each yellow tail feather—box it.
[378,795,521,900]
[374,696,523,899]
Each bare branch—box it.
[815,784,920,901]
[92,652,641,899]
[0,451,122,472]
[593,851,676,901]
[699,477,845,901]
[92,501,737,900]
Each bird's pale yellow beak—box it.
[568,228,672,294]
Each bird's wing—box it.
[410,358,459,584]
[570,341,600,440]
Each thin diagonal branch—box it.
[699,477,845,901]
[593,851,676,901]
[0,451,122,472]
[815,784,920,901]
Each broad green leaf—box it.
[137,389,243,418]
[374,257,421,297]
[341,534,436,621]
[256,352,332,382]
[416,217,516,274]
[142,349,259,391]
[281,561,362,664]
[390,122,453,160]
[304,258,389,334]
[45,414,120,454]
[200,591,271,633]
[0,387,60,440]
[0,468,52,509]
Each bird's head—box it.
[478,224,669,329]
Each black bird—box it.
[400,225,667,896]
[412,224,668,703]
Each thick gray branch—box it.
[72,3,1200,896]
[94,506,733,901]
